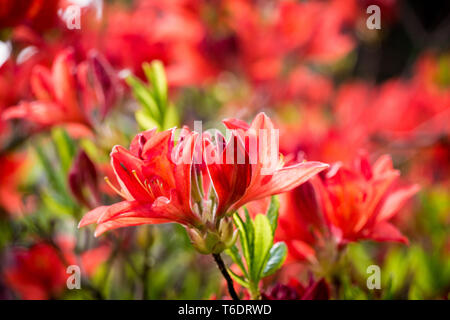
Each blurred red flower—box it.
[101,0,216,87]
[0,153,28,216]
[3,49,119,137]
[277,152,420,262]
[0,0,60,30]
[3,237,109,300]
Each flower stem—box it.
[212,253,240,300]
[249,284,261,300]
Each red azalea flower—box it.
[3,237,109,300]
[101,0,216,87]
[220,113,329,213]
[0,153,28,216]
[79,113,328,254]
[277,152,419,262]
[3,49,119,136]
[0,0,60,30]
[79,128,201,237]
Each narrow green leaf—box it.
[226,245,248,278]
[41,190,74,217]
[262,242,287,277]
[136,109,160,131]
[227,268,249,288]
[35,145,65,193]
[163,103,179,129]
[243,207,255,257]
[267,196,280,235]
[79,139,99,161]
[251,214,273,282]
[233,213,252,270]
[126,75,160,120]
[148,60,168,109]
[51,128,75,174]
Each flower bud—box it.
[186,227,210,254]
[186,217,237,255]
[88,51,120,120]
[68,150,101,209]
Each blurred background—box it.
[0,0,448,299]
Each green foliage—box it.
[33,129,80,218]
[51,128,76,174]
[225,196,287,299]
[126,60,179,131]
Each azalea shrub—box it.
[0,0,449,300]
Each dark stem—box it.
[212,253,240,300]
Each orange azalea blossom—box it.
[277,152,420,262]
[0,0,60,30]
[3,49,119,137]
[3,237,110,300]
[79,113,329,254]
[0,152,28,216]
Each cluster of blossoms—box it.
[0,0,448,301]
[79,113,329,254]
[277,153,420,263]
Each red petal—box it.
[94,216,170,237]
[51,50,79,116]
[30,65,54,102]
[205,133,252,216]
[111,145,150,202]
[129,128,156,157]
[78,205,109,228]
[231,161,329,211]
[369,222,409,244]
[222,118,250,130]
[376,184,420,223]
[3,101,67,125]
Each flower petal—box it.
[369,222,409,244]
[376,184,420,223]
[231,161,329,211]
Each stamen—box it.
[150,178,164,197]
[104,176,127,199]
[132,170,154,198]
[144,179,156,199]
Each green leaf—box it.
[266,196,280,235]
[35,144,65,193]
[79,139,99,161]
[146,60,167,109]
[226,245,248,278]
[41,190,74,217]
[163,103,179,129]
[250,214,273,282]
[227,268,249,288]
[262,242,287,277]
[126,75,160,120]
[51,128,75,174]
[243,207,254,256]
[136,109,160,131]
[233,213,252,269]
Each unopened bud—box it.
[186,217,237,255]
[186,228,210,254]
[68,150,100,209]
